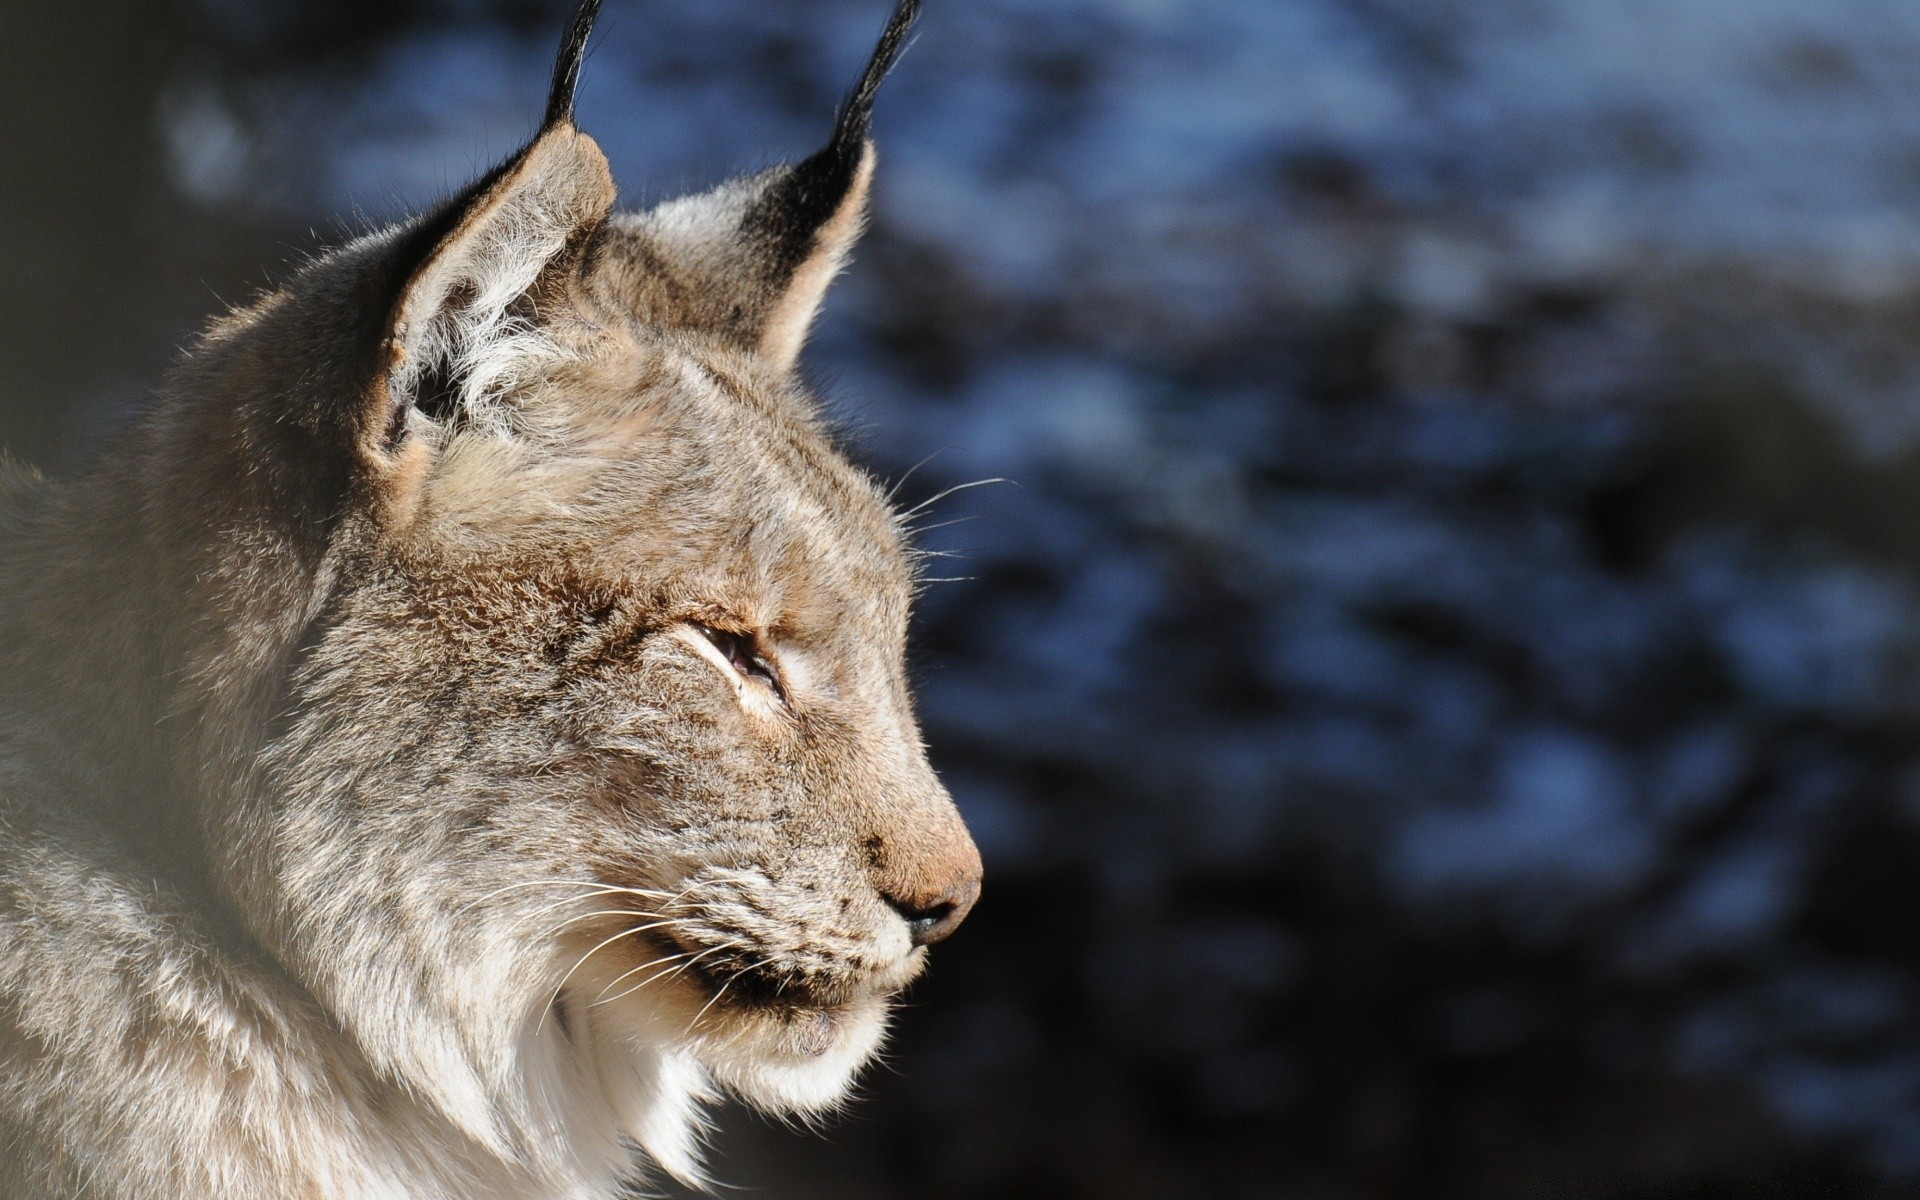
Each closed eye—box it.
[694,624,788,704]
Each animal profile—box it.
[0,1,982,1196]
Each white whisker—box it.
[457,877,682,914]
[896,477,1010,522]
[538,917,691,1035]
[528,907,669,945]
[589,949,697,1004]
[884,449,948,503]
[591,939,746,1009]
[685,951,778,1035]
[905,514,984,536]
[515,879,701,935]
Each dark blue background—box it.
[8,1,1920,1194]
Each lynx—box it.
[0,1,983,1196]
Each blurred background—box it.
[11,0,1920,1195]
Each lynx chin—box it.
[0,1,984,1195]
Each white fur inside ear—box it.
[390,131,613,436]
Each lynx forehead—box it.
[0,2,982,1198]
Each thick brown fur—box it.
[0,2,979,1196]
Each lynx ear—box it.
[374,0,614,449]
[610,0,921,374]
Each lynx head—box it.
[151,0,979,1185]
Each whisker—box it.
[589,950,697,1004]
[537,917,693,1034]
[904,514,985,537]
[518,890,663,928]
[591,939,746,1009]
[685,952,779,1034]
[885,449,948,503]
[636,941,744,998]
[458,878,610,914]
[686,975,740,1034]
[895,477,1010,522]
[457,877,682,914]
[507,883,706,947]
[516,879,702,934]
[528,907,669,945]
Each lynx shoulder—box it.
[0,3,981,1197]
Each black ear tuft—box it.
[545,0,606,130]
[758,0,922,275]
[597,0,924,373]
[830,0,923,163]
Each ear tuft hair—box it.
[830,0,923,163]
[764,0,922,272]
[598,0,925,375]
[545,0,606,131]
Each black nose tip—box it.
[890,879,981,947]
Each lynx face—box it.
[253,326,978,1138]
[155,0,978,1182]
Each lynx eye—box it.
[695,624,787,702]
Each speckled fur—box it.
[0,4,978,1196]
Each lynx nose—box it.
[887,878,981,947]
[867,771,984,947]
